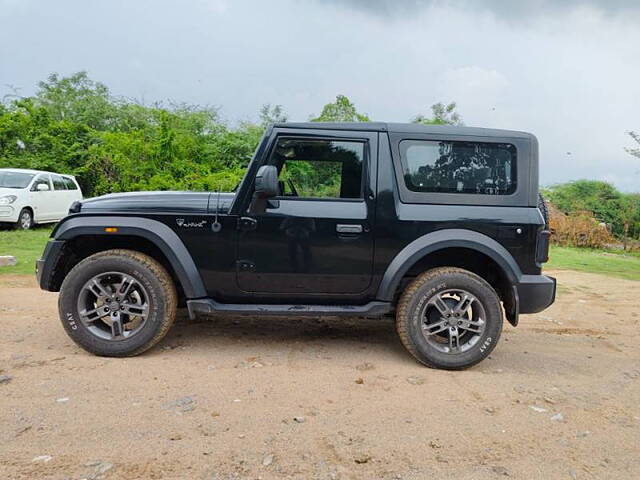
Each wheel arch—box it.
[50,216,206,299]
[376,229,522,307]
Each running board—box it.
[186,299,392,320]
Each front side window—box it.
[268,138,364,199]
[399,140,517,195]
[31,174,51,191]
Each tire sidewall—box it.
[59,254,167,356]
[402,271,502,369]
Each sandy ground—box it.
[0,270,639,480]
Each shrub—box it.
[549,205,615,248]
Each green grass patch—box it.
[0,227,53,275]
[547,245,640,281]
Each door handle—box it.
[336,224,363,234]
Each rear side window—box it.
[62,177,78,190]
[52,174,67,191]
[399,140,517,195]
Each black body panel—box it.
[37,122,555,321]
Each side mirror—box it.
[36,183,50,191]
[249,165,279,214]
[254,165,279,198]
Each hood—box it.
[79,191,235,215]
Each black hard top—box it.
[273,122,534,139]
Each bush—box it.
[549,206,615,248]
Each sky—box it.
[1,0,639,191]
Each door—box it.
[50,174,70,219]
[236,132,377,295]
[29,174,55,222]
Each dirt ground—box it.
[0,270,639,480]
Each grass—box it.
[547,245,640,281]
[0,226,53,275]
[1,228,639,281]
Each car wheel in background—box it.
[16,208,33,230]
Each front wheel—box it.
[396,267,503,370]
[16,208,33,230]
[58,249,177,357]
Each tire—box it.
[396,267,503,370]
[58,249,177,357]
[16,208,33,230]
[538,193,549,228]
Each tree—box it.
[626,131,640,159]
[413,102,463,125]
[259,104,287,128]
[35,71,117,131]
[311,95,369,122]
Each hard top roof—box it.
[273,122,534,139]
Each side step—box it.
[186,299,393,319]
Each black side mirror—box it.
[249,165,279,214]
[254,165,279,198]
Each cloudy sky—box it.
[1,0,639,191]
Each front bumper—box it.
[0,205,18,222]
[516,274,556,314]
[35,240,66,291]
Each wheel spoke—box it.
[118,275,136,298]
[453,293,475,315]
[121,302,148,318]
[423,319,449,336]
[448,327,460,352]
[79,305,110,325]
[430,294,451,316]
[88,279,111,299]
[110,312,124,338]
[460,318,485,334]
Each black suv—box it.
[36,122,555,369]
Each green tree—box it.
[259,104,287,128]
[311,95,369,122]
[413,102,463,125]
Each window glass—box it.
[268,138,364,199]
[31,175,51,191]
[62,176,78,190]
[52,174,67,191]
[399,140,517,195]
[0,171,34,188]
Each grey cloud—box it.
[319,0,640,19]
[0,0,639,191]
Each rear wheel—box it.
[58,249,177,357]
[16,208,33,230]
[396,267,503,370]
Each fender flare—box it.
[54,216,207,299]
[376,229,522,302]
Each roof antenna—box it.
[211,187,222,233]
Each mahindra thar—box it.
[36,122,555,369]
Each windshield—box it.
[0,171,35,189]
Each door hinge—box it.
[238,216,258,231]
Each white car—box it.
[0,168,83,229]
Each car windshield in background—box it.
[0,171,35,188]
